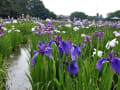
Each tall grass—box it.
[0,21,37,89]
[28,24,120,90]
[0,21,120,90]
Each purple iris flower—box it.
[78,42,86,48]
[93,30,104,35]
[93,30,104,40]
[96,52,120,74]
[48,37,81,75]
[0,24,4,36]
[48,35,63,58]
[59,40,81,61]
[47,22,53,28]
[71,45,81,61]
[0,24,4,28]
[97,36,103,40]
[48,35,62,47]
[0,31,4,34]
[85,35,92,42]
[54,35,62,42]
[36,30,41,35]
[98,24,106,28]
[54,35,62,46]
[47,22,56,29]
[31,41,53,66]
[35,25,41,30]
[34,23,56,35]
[116,26,120,29]
[48,31,53,34]
[86,37,91,42]
[49,38,81,61]
[63,61,78,75]
[81,34,92,42]
[60,41,72,56]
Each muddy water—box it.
[5,44,32,90]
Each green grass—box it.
[1,21,120,90]
[0,21,37,89]
[28,23,120,90]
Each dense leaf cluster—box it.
[70,12,88,20]
[107,10,120,18]
[0,0,56,19]
[70,11,98,21]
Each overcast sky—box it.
[42,0,120,17]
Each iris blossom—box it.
[96,52,120,74]
[73,27,79,32]
[32,41,53,66]
[35,23,55,35]
[93,30,104,40]
[93,30,104,35]
[48,35,62,47]
[78,42,86,48]
[106,38,118,49]
[49,36,79,59]
[48,35,63,58]
[115,25,120,29]
[0,24,4,36]
[63,61,78,75]
[92,48,103,57]
[54,35,62,46]
[35,24,41,30]
[49,38,81,75]
[81,34,92,42]
[113,31,120,37]
[59,40,81,61]
[47,22,55,29]
[35,37,82,75]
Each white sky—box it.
[42,0,120,17]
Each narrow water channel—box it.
[5,44,32,90]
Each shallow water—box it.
[5,44,32,90]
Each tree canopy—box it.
[107,10,120,19]
[70,12,88,21]
[0,0,56,19]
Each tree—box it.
[0,0,17,17]
[29,0,56,19]
[87,16,97,21]
[0,0,56,19]
[107,10,120,19]
[70,12,88,21]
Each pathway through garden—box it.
[5,44,31,90]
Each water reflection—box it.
[6,44,31,90]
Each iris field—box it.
[0,20,120,90]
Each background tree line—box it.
[70,12,100,21]
[70,10,120,21]
[0,0,56,19]
[1,0,120,20]
[105,10,120,20]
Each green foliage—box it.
[70,12,88,20]
[1,22,120,89]
[0,56,6,90]
[88,16,97,21]
[107,10,120,19]
[0,0,17,17]
[0,22,36,89]
[0,0,56,19]
[28,23,120,90]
